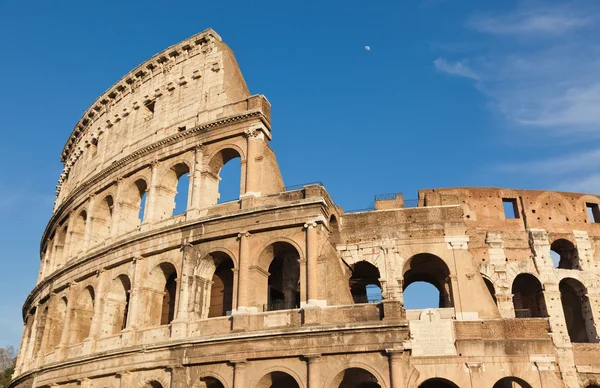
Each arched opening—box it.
[69,210,87,257]
[493,377,532,388]
[484,277,498,305]
[93,196,114,245]
[560,278,597,343]
[120,179,148,232]
[173,164,190,215]
[142,381,163,388]
[586,385,600,388]
[419,378,459,388]
[71,286,95,344]
[103,275,131,336]
[198,377,225,388]
[403,253,453,308]
[206,148,242,205]
[349,261,382,304]
[33,306,48,355]
[255,371,300,388]
[147,263,178,326]
[46,297,68,351]
[208,254,235,318]
[551,239,580,270]
[262,242,301,311]
[336,368,381,388]
[512,274,547,318]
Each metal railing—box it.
[374,192,402,201]
[283,181,323,192]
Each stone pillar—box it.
[122,258,145,345]
[387,349,404,388]
[232,359,248,388]
[243,129,263,197]
[144,161,160,222]
[82,195,96,252]
[529,229,553,271]
[110,179,124,237]
[235,232,253,313]
[189,145,204,217]
[305,354,322,388]
[57,283,78,359]
[305,222,318,305]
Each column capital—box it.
[230,358,248,366]
[237,231,251,239]
[303,353,322,362]
[304,221,318,230]
[386,348,405,358]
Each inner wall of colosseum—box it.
[9,29,600,388]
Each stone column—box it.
[172,244,194,337]
[386,349,404,388]
[144,161,160,222]
[82,195,96,252]
[305,222,318,306]
[243,129,263,197]
[110,179,124,237]
[236,232,252,312]
[57,283,78,359]
[122,258,145,346]
[232,359,248,388]
[189,145,204,217]
[305,354,322,388]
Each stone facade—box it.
[9,29,600,388]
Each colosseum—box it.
[8,28,600,388]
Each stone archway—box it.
[255,371,300,388]
[419,378,459,388]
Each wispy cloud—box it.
[499,148,600,175]
[433,58,479,80]
[558,174,600,194]
[468,8,592,36]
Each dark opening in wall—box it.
[586,203,600,223]
[144,100,155,114]
[502,198,519,219]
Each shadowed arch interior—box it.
[104,275,131,335]
[93,195,114,245]
[257,242,301,311]
[207,252,235,318]
[403,253,453,308]
[335,368,381,388]
[198,376,225,388]
[560,278,597,343]
[349,261,382,304]
[255,371,299,388]
[72,286,95,344]
[484,277,498,305]
[512,274,547,318]
[551,239,580,270]
[493,377,533,388]
[419,378,459,388]
[146,262,178,326]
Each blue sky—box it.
[1,0,599,348]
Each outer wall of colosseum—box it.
[8,29,600,388]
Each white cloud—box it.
[468,9,592,36]
[558,174,600,194]
[433,58,479,80]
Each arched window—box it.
[120,179,148,231]
[349,261,382,304]
[199,377,225,388]
[403,253,453,309]
[560,278,597,343]
[551,239,580,270]
[71,286,95,344]
[329,214,340,241]
[46,297,68,351]
[419,379,459,388]
[69,210,87,257]
[208,255,235,318]
[103,275,131,336]
[265,243,300,311]
[206,148,242,206]
[147,263,178,326]
[512,274,547,318]
[334,368,381,388]
[256,371,300,388]
[484,277,498,305]
[493,377,532,388]
[93,196,113,245]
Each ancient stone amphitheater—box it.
[9,29,600,388]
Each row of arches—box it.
[43,147,243,277]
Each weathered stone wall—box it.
[10,30,600,388]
